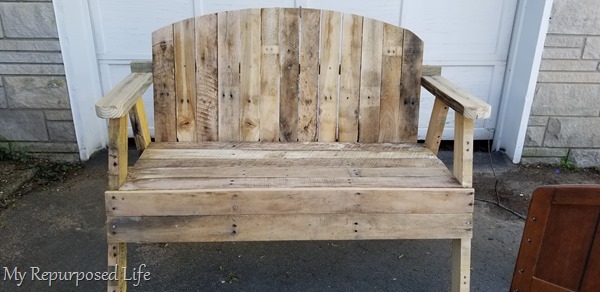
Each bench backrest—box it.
[151,8,423,143]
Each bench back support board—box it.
[151,8,423,143]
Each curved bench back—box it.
[152,8,423,143]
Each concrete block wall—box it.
[523,0,600,167]
[0,0,79,162]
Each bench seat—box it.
[106,142,473,243]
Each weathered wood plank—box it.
[141,149,435,160]
[298,9,320,142]
[338,14,363,142]
[130,60,152,73]
[107,188,473,216]
[108,116,128,190]
[260,8,281,142]
[195,13,219,141]
[452,238,472,292]
[318,11,342,142]
[106,243,127,292]
[174,19,197,142]
[108,213,473,242]
[422,65,442,76]
[358,18,383,143]
[424,98,449,155]
[119,176,460,191]
[240,9,262,141]
[128,166,450,179]
[152,25,177,142]
[421,75,491,120]
[218,11,242,141]
[95,72,153,119]
[279,8,300,142]
[398,30,423,142]
[453,113,474,187]
[378,25,403,142]
[146,141,432,151]
[128,97,151,152]
[134,157,445,169]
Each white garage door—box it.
[89,0,517,140]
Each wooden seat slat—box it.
[127,166,451,179]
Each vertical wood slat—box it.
[279,8,300,142]
[240,9,261,141]
[174,19,197,142]
[358,18,383,143]
[399,31,424,142]
[298,9,320,142]
[425,98,449,155]
[453,113,474,187]
[218,11,241,141]
[260,8,281,142]
[318,11,342,142]
[107,243,127,292]
[195,14,219,141]
[108,116,128,191]
[152,25,177,142]
[338,14,363,142]
[378,24,404,142]
[128,97,151,152]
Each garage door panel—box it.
[199,0,295,14]
[90,0,194,56]
[402,0,517,61]
[298,0,402,25]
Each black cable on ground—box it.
[473,140,527,220]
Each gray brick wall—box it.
[0,0,79,162]
[523,0,600,167]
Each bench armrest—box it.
[95,72,153,119]
[421,75,491,120]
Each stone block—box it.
[4,76,70,109]
[0,87,6,108]
[10,142,78,153]
[539,60,599,71]
[541,48,581,59]
[0,40,61,51]
[0,3,58,38]
[47,121,76,142]
[544,117,600,147]
[532,84,600,116]
[521,157,562,165]
[548,0,600,35]
[27,153,80,163]
[568,149,600,168]
[525,126,545,147]
[583,37,600,60]
[0,110,48,141]
[528,116,549,127]
[0,64,64,75]
[44,110,73,121]
[0,52,64,64]
[544,35,585,48]
[522,147,568,157]
[538,72,600,83]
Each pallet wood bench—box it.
[95,8,491,291]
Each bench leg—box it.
[108,243,127,292]
[451,238,471,292]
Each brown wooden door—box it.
[511,185,600,292]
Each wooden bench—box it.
[95,8,491,292]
